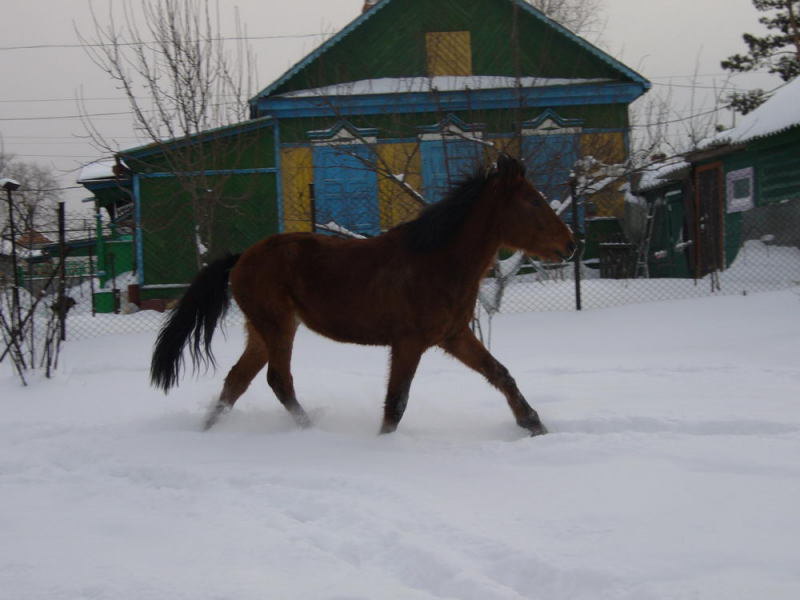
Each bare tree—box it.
[526,0,606,38]
[1,153,62,242]
[77,0,257,267]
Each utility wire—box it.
[0,33,329,52]
[0,111,133,122]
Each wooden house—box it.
[80,0,650,306]
[636,77,800,279]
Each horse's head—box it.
[490,154,576,262]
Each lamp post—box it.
[1,177,22,327]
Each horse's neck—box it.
[444,197,503,289]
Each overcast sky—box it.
[0,0,779,210]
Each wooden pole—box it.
[58,201,67,341]
[6,187,23,328]
[570,177,582,311]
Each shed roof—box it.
[78,159,124,183]
[636,159,690,193]
[701,77,800,149]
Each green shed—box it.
[632,78,800,280]
[687,77,800,277]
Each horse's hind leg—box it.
[204,322,268,430]
[440,327,547,436]
[255,317,311,428]
[380,342,424,434]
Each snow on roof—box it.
[0,177,21,190]
[77,159,129,183]
[637,159,690,192]
[279,76,612,98]
[702,77,800,148]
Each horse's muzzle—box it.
[556,240,578,261]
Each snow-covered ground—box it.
[2,291,800,600]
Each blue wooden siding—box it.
[421,139,484,203]
[312,145,380,236]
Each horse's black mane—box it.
[401,168,491,253]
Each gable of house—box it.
[252,0,648,104]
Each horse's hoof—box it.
[517,416,548,437]
[379,422,398,435]
[292,410,312,429]
[529,423,548,437]
[203,402,230,431]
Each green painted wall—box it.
[99,239,134,287]
[645,187,691,278]
[125,124,275,174]
[271,0,629,96]
[748,128,800,205]
[140,172,278,287]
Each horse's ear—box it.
[495,154,526,181]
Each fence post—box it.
[569,177,583,311]
[58,200,67,341]
[5,183,23,328]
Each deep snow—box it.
[2,291,800,599]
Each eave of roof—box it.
[118,114,274,160]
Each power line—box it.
[0,97,129,104]
[0,32,329,52]
[0,111,132,122]
[651,81,752,91]
[5,153,105,161]
[0,100,242,121]
[630,80,790,129]
[647,71,768,79]
[12,186,85,192]
[0,93,244,104]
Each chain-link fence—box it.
[5,176,798,349]
[490,195,800,312]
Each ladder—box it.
[635,200,658,278]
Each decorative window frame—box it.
[417,113,485,142]
[520,109,584,137]
[307,121,378,146]
[726,167,755,213]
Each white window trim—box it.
[726,167,754,213]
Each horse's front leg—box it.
[380,342,424,434]
[440,328,547,436]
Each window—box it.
[425,31,472,77]
[726,167,754,213]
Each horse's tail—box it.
[150,253,242,392]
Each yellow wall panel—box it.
[377,143,425,229]
[579,132,627,218]
[426,31,472,77]
[579,132,626,165]
[493,136,521,159]
[281,146,313,232]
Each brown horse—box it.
[151,154,575,435]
